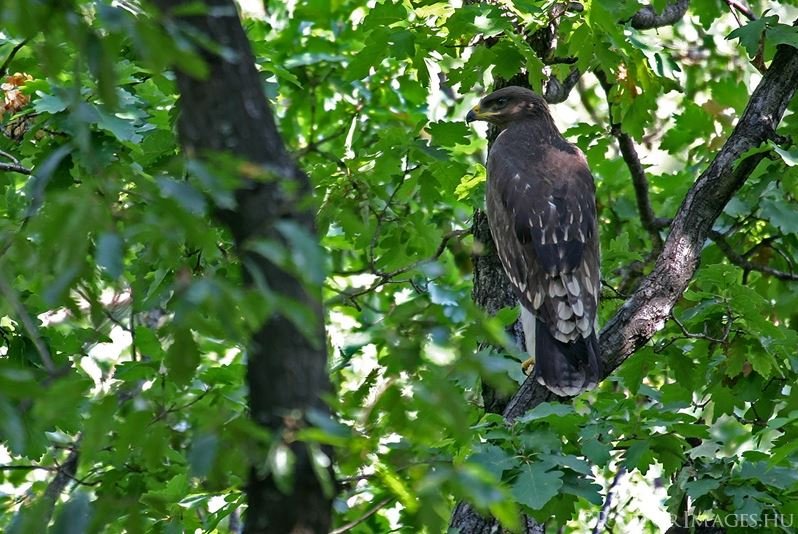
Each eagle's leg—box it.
[521,358,535,375]
[520,306,536,375]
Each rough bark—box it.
[451,42,798,532]
[470,209,524,415]
[154,1,332,532]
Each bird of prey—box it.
[466,86,601,396]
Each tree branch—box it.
[540,0,690,104]
[17,447,81,530]
[709,230,798,281]
[0,39,29,78]
[596,70,667,250]
[329,497,393,534]
[630,0,690,30]
[0,161,31,175]
[545,68,582,104]
[600,41,798,371]
[0,266,56,373]
[592,467,626,534]
[724,0,757,22]
[0,150,31,174]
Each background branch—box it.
[0,161,31,175]
[709,230,798,281]
[724,0,757,22]
[630,0,690,30]
[596,70,666,250]
[0,39,29,78]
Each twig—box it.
[327,229,470,306]
[329,497,393,534]
[0,149,21,164]
[297,126,350,157]
[0,161,32,175]
[670,310,730,344]
[0,39,29,78]
[0,464,57,472]
[150,388,212,424]
[368,162,412,272]
[724,0,757,22]
[616,131,665,248]
[709,230,798,281]
[601,280,627,300]
[0,266,56,373]
[592,467,626,534]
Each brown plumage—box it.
[467,86,601,396]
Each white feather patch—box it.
[565,276,581,296]
[520,306,537,358]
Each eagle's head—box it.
[466,86,549,127]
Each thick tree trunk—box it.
[154,1,332,532]
[470,209,524,415]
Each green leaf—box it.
[454,165,486,200]
[468,443,517,480]
[275,220,326,285]
[767,24,798,49]
[511,463,563,510]
[166,328,200,386]
[427,121,471,147]
[0,398,25,454]
[684,478,720,499]
[188,433,218,478]
[773,145,798,166]
[268,442,296,494]
[625,439,655,474]
[52,491,92,534]
[33,91,68,114]
[660,101,715,153]
[581,438,611,466]
[727,16,775,57]
[561,473,603,505]
[760,196,798,234]
[95,107,142,143]
[517,402,573,423]
[157,177,207,215]
[96,232,123,278]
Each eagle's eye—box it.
[495,97,508,108]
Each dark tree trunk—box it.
[153,1,332,532]
[470,209,524,415]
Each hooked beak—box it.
[466,105,481,123]
[467,104,499,124]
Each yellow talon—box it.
[521,357,535,375]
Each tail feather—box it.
[531,318,600,396]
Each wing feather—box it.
[486,136,599,343]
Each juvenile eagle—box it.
[466,86,601,396]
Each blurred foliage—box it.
[0,0,796,532]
